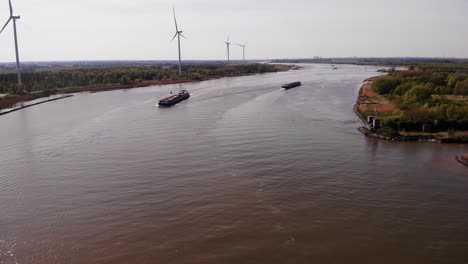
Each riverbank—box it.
[0,94,41,110]
[58,71,275,94]
[0,64,294,110]
[354,80,468,143]
[356,79,397,114]
[456,155,468,167]
[0,95,74,116]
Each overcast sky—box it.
[0,0,467,62]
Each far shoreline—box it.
[0,64,294,112]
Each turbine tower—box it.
[0,0,22,84]
[171,8,186,75]
[235,42,248,62]
[224,35,231,63]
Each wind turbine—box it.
[235,42,248,62]
[224,35,231,63]
[171,8,186,75]
[1,0,22,84]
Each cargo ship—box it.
[282,82,302,89]
[158,90,190,107]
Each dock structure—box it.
[373,118,381,130]
[365,115,381,130]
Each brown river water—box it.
[0,64,467,264]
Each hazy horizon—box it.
[1,0,467,63]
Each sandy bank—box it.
[456,155,468,167]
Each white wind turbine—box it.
[1,0,22,84]
[224,35,231,63]
[171,7,186,75]
[235,42,248,62]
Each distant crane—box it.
[224,35,231,63]
[171,7,186,75]
[0,0,22,84]
[235,42,248,62]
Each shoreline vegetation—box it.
[0,63,293,110]
[355,63,468,144]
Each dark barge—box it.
[282,82,302,89]
[158,90,190,107]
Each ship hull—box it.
[282,82,302,89]
[158,90,190,107]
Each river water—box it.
[0,64,467,264]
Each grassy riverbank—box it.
[355,65,468,143]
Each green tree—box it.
[373,76,399,94]
[447,72,467,87]
[403,83,434,103]
[393,82,412,96]
[454,80,468,95]
[120,75,131,85]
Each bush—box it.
[448,73,468,87]
[393,83,412,96]
[120,75,131,85]
[454,79,468,95]
[403,83,434,103]
[373,76,399,94]
[378,127,399,137]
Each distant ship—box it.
[282,82,302,89]
[158,90,190,107]
[332,65,338,70]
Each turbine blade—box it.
[9,0,13,16]
[171,32,178,42]
[180,33,187,40]
[173,7,179,32]
[0,18,12,35]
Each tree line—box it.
[370,68,468,133]
[0,64,283,94]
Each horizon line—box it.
[1,56,468,65]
